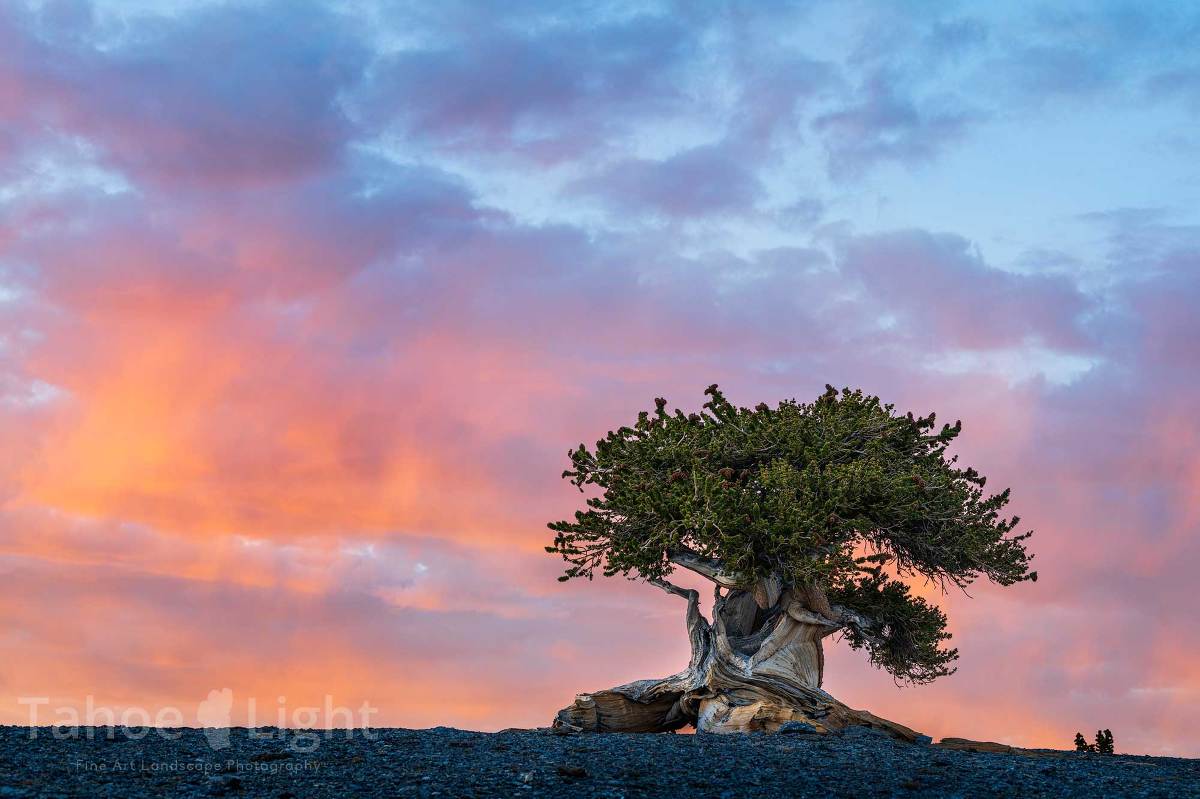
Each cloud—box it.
[0,512,696,729]
[812,73,976,177]
[968,3,1200,108]
[922,17,990,66]
[1146,67,1200,111]
[0,0,368,188]
[835,229,1094,352]
[568,144,764,219]
[359,10,695,161]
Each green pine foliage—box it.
[547,385,1036,685]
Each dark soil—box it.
[1,725,1196,797]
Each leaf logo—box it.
[197,688,233,750]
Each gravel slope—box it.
[1,725,1197,798]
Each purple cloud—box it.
[569,144,764,218]
[0,0,368,187]
[361,12,694,160]
[813,73,976,177]
[836,229,1093,351]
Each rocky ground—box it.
[0,725,1197,798]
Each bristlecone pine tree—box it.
[547,386,1036,736]
[1095,729,1115,755]
[1075,732,1094,752]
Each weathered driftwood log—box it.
[554,562,923,739]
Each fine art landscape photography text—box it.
[1,1,1199,797]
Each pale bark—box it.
[553,577,923,740]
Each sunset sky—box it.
[2,0,1199,755]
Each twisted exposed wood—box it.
[751,574,782,609]
[553,582,922,740]
[795,581,838,621]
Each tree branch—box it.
[830,604,886,648]
[667,547,743,588]
[648,577,699,600]
[786,604,842,631]
[649,579,710,663]
[785,596,886,647]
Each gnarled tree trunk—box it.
[553,573,923,740]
